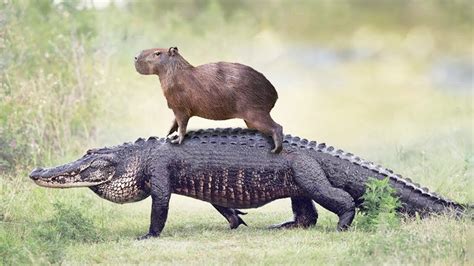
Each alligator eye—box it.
[91,160,105,168]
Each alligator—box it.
[29,128,466,239]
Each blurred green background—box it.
[1,0,472,170]
[0,0,473,264]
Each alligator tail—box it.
[281,134,468,217]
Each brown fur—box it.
[134,47,283,153]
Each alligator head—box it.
[29,143,151,203]
[29,151,117,188]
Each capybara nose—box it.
[29,167,43,180]
[134,53,141,62]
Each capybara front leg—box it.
[170,111,189,144]
[167,118,179,136]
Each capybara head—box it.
[134,46,181,75]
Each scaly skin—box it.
[29,128,466,239]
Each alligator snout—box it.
[29,167,44,180]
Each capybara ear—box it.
[168,46,178,56]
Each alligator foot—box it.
[269,197,318,229]
[268,220,299,229]
[137,233,159,240]
[229,209,248,229]
[268,219,315,229]
[213,205,248,229]
[337,209,355,231]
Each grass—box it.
[1,1,473,265]
[1,133,473,265]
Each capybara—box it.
[134,46,283,153]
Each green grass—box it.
[1,1,473,264]
[2,134,473,265]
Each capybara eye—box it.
[154,51,161,56]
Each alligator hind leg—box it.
[212,205,248,229]
[270,196,318,229]
[293,156,356,231]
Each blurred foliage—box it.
[0,0,104,174]
[1,0,472,174]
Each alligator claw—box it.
[268,221,298,229]
[229,210,248,229]
[137,233,159,240]
[234,209,247,215]
[231,217,247,229]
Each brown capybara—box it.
[134,46,283,153]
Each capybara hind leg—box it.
[244,113,283,153]
[271,122,283,153]
[244,120,255,129]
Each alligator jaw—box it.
[32,179,109,188]
[29,156,115,188]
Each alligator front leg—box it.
[138,165,171,240]
[270,196,318,229]
[213,205,248,229]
